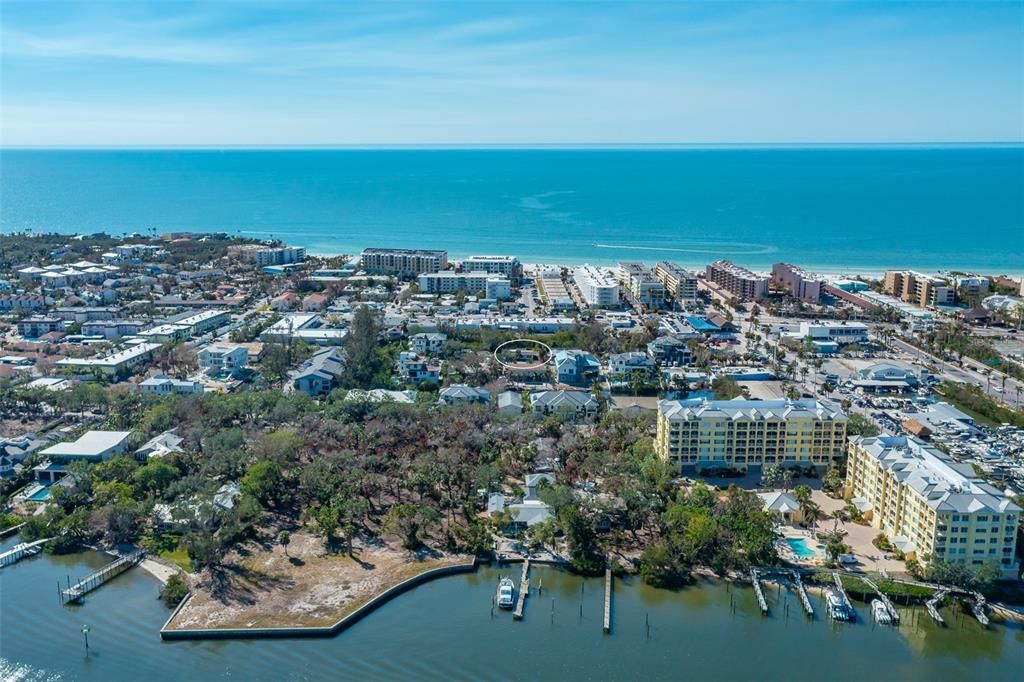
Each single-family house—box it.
[530,390,599,419]
[646,335,694,366]
[410,332,448,355]
[553,350,601,387]
[438,384,490,406]
[293,347,344,396]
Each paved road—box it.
[890,337,1023,408]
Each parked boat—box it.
[872,599,893,625]
[496,577,515,609]
[826,588,855,622]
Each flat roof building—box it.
[883,270,955,309]
[618,262,666,310]
[704,260,768,301]
[360,248,448,277]
[653,261,698,303]
[40,430,131,462]
[771,263,823,302]
[573,265,619,308]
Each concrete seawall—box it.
[160,559,477,640]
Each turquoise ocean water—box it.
[1,146,1022,273]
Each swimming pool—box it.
[785,537,821,559]
[25,486,51,502]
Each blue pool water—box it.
[25,487,50,502]
[786,537,821,559]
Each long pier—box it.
[512,558,529,620]
[0,539,50,567]
[603,567,612,634]
[926,588,949,625]
[860,575,899,624]
[791,570,814,618]
[61,549,145,605]
[750,569,768,615]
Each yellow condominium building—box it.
[845,435,1020,579]
[655,398,848,473]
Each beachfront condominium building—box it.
[573,265,620,308]
[883,270,955,308]
[255,246,306,267]
[653,261,698,304]
[618,262,667,310]
[844,435,1020,578]
[771,263,823,302]
[704,260,768,301]
[361,248,448,278]
[417,272,512,299]
[655,398,848,473]
[461,255,522,282]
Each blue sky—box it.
[2,1,1022,145]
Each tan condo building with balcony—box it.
[883,270,955,308]
[845,435,1020,578]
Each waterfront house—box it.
[553,350,601,387]
[608,351,656,376]
[646,335,694,367]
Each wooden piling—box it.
[603,567,612,634]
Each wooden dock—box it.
[750,569,768,615]
[603,567,612,634]
[971,592,989,627]
[0,539,50,568]
[830,572,856,621]
[860,575,900,624]
[925,588,949,626]
[61,549,145,605]
[512,558,529,620]
[791,570,814,618]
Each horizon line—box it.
[2,141,1023,151]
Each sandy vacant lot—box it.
[166,532,472,630]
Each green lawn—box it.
[159,547,192,572]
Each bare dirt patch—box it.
[165,532,472,630]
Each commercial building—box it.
[618,262,666,310]
[81,320,145,339]
[844,435,1019,578]
[255,246,305,267]
[461,255,522,281]
[883,271,955,308]
[655,398,848,472]
[653,262,698,304]
[361,248,448,277]
[573,265,620,308]
[784,321,870,348]
[704,260,768,301]
[259,314,347,346]
[771,263,823,302]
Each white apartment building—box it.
[198,345,249,376]
[573,265,620,308]
[255,246,306,266]
[418,272,507,296]
[361,248,448,277]
[461,255,522,280]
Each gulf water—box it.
[1,146,1022,274]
